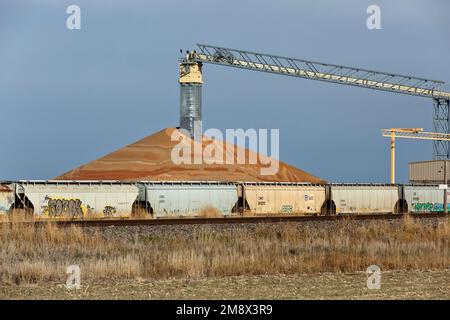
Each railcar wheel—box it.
[231,198,250,216]
[320,200,336,216]
[131,201,154,219]
[394,199,408,214]
[9,195,34,221]
[9,207,34,221]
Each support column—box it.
[390,133,395,184]
[433,98,450,159]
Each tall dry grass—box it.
[0,216,448,284]
[198,205,222,218]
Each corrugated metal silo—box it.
[179,56,203,142]
[180,83,202,141]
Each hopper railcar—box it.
[0,181,447,219]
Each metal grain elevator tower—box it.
[179,51,203,142]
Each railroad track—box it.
[2,212,448,228]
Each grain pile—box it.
[56,128,325,183]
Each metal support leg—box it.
[444,162,448,213]
[433,98,450,159]
[390,134,395,184]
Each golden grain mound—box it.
[56,128,325,183]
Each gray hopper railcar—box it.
[1,181,447,218]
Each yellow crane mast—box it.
[381,128,450,184]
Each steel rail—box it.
[2,213,448,228]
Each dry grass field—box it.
[1,271,448,299]
[0,215,448,299]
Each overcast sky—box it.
[1,0,449,182]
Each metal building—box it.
[409,160,450,184]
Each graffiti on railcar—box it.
[0,185,15,214]
[103,205,116,217]
[281,204,293,213]
[43,196,84,218]
[0,195,14,213]
[413,202,450,212]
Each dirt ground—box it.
[1,270,448,300]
